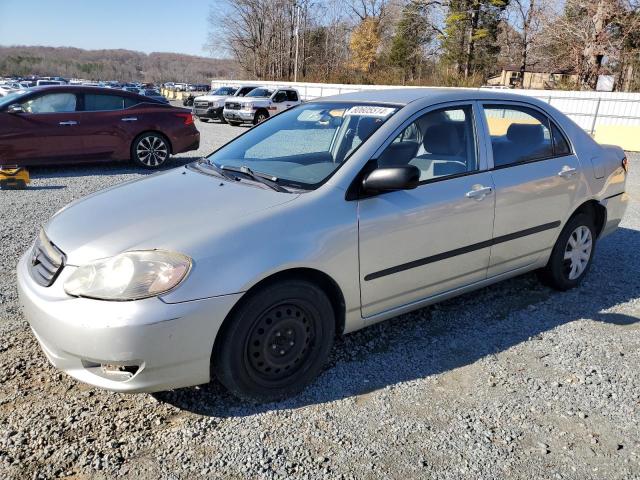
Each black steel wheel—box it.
[213,280,335,402]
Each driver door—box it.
[358,103,496,318]
[0,92,84,165]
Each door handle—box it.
[121,117,138,122]
[558,166,577,178]
[466,185,493,200]
[58,121,77,126]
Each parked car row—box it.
[164,82,210,92]
[192,85,302,126]
[0,85,199,168]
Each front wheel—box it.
[213,280,335,402]
[228,121,241,127]
[538,213,596,290]
[253,110,269,125]
[131,133,170,169]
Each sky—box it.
[0,0,217,57]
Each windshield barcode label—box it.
[345,106,396,118]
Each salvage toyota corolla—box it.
[18,89,628,401]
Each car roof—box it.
[316,87,545,107]
[24,85,168,103]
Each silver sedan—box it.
[18,89,629,401]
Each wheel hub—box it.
[247,304,313,379]
[563,225,592,280]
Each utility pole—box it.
[294,1,300,82]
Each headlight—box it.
[243,102,254,110]
[212,101,221,108]
[64,250,191,301]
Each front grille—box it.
[30,229,65,287]
[226,102,241,110]
[194,101,210,108]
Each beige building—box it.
[486,66,578,90]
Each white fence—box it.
[211,79,640,144]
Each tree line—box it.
[208,0,640,91]
[0,46,240,83]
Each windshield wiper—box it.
[220,165,290,193]
[203,160,238,181]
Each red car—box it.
[0,86,199,169]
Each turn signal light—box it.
[175,113,194,126]
[622,156,628,173]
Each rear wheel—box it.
[198,117,210,122]
[538,213,596,290]
[213,280,335,402]
[131,133,170,169]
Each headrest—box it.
[423,124,461,155]
[356,117,382,140]
[507,123,543,144]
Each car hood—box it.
[195,94,227,102]
[232,97,270,104]
[46,166,299,265]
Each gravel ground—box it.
[1,113,639,479]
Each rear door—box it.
[0,92,83,165]
[77,93,143,160]
[481,102,581,277]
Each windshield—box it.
[0,90,30,109]
[213,87,235,95]
[246,88,272,98]
[205,102,398,189]
[144,90,160,96]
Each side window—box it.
[286,90,299,102]
[22,93,77,113]
[483,105,553,167]
[84,94,125,111]
[124,97,141,108]
[273,91,287,103]
[551,122,571,156]
[377,105,477,182]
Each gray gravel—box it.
[1,114,639,479]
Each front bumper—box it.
[223,109,254,122]
[17,251,242,393]
[599,192,629,238]
[193,106,223,119]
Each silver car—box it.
[17,89,629,401]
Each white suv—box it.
[223,87,302,126]
[193,85,259,123]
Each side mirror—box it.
[362,165,420,194]
[7,104,24,114]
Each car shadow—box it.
[25,157,201,179]
[154,226,640,417]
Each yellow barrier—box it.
[594,126,640,152]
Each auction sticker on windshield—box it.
[345,106,396,117]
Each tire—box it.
[131,132,170,169]
[538,213,596,291]
[213,280,335,402]
[218,113,228,124]
[253,110,269,125]
[228,121,241,127]
[198,117,210,122]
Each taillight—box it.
[622,156,628,173]
[175,113,194,126]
